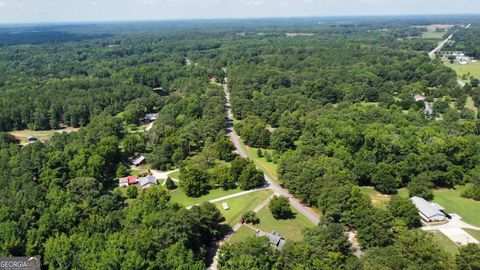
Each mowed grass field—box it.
[254,202,314,241]
[9,127,79,145]
[360,186,391,209]
[229,225,257,243]
[443,59,480,80]
[168,187,243,207]
[421,29,447,39]
[237,137,280,184]
[432,185,480,227]
[214,189,273,227]
[430,231,459,255]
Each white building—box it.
[411,196,446,222]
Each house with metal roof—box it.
[411,196,446,222]
[131,156,146,166]
[139,175,157,189]
[256,230,286,250]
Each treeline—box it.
[445,27,480,58]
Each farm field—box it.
[215,189,273,227]
[443,59,480,80]
[168,187,243,207]
[9,127,79,145]
[253,202,315,241]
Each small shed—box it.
[256,230,286,250]
[119,177,129,187]
[27,136,38,142]
[132,156,146,167]
[145,113,159,121]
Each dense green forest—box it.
[1,17,480,269]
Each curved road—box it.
[223,83,320,225]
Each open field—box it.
[168,170,181,180]
[443,59,480,80]
[360,186,391,209]
[169,187,243,207]
[421,29,447,39]
[215,189,273,227]
[464,229,480,242]
[465,96,478,114]
[432,185,480,227]
[253,202,314,241]
[430,231,459,255]
[229,225,257,243]
[9,127,80,145]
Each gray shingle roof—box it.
[139,175,157,187]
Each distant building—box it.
[424,102,433,116]
[256,230,286,250]
[414,94,426,102]
[139,175,157,189]
[131,156,146,167]
[27,136,38,142]
[145,113,159,121]
[458,57,469,65]
[411,196,446,222]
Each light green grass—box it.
[360,186,390,209]
[214,189,273,227]
[129,164,152,177]
[168,170,181,180]
[237,138,280,184]
[398,188,409,198]
[229,225,257,243]
[421,29,446,39]
[432,185,480,227]
[9,127,79,145]
[168,187,243,207]
[430,231,459,255]
[464,229,480,242]
[465,96,478,114]
[443,59,480,80]
[253,202,315,241]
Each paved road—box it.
[429,34,453,59]
[223,83,320,225]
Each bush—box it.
[257,148,264,157]
[165,177,177,190]
[116,164,130,178]
[269,196,294,219]
[126,185,138,199]
[242,211,260,225]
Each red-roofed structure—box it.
[128,176,138,185]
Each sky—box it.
[0,0,479,24]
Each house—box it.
[256,230,286,250]
[145,113,158,121]
[139,175,157,189]
[128,176,138,185]
[119,177,129,187]
[458,57,469,65]
[414,94,426,102]
[411,196,447,222]
[131,156,146,167]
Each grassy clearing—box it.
[168,187,243,207]
[443,59,480,80]
[168,170,181,180]
[432,185,480,227]
[229,225,257,243]
[464,229,480,242]
[421,29,447,39]
[237,137,280,184]
[215,189,273,227]
[9,127,79,145]
[430,231,459,255]
[465,96,478,114]
[253,202,314,241]
[360,186,391,209]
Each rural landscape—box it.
[1,1,480,269]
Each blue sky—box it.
[0,0,478,24]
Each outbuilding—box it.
[411,196,446,222]
[139,175,157,189]
[131,156,146,167]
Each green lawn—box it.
[214,189,273,227]
[168,187,243,207]
[465,96,478,114]
[253,202,315,241]
[432,185,480,227]
[237,138,280,184]
[168,170,181,180]
[360,186,391,209]
[9,127,79,145]
[421,29,446,39]
[229,225,257,243]
[443,59,480,80]
[464,229,480,242]
[430,231,459,255]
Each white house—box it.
[411,196,446,222]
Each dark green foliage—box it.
[126,185,138,198]
[270,127,297,153]
[238,162,265,190]
[212,164,236,190]
[179,167,211,197]
[165,177,177,190]
[455,244,480,270]
[218,237,279,269]
[387,195,421,229]
[242,211,260,225]
[408,175,434,200]
[257,148,264,157]
[269,196,294,220]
